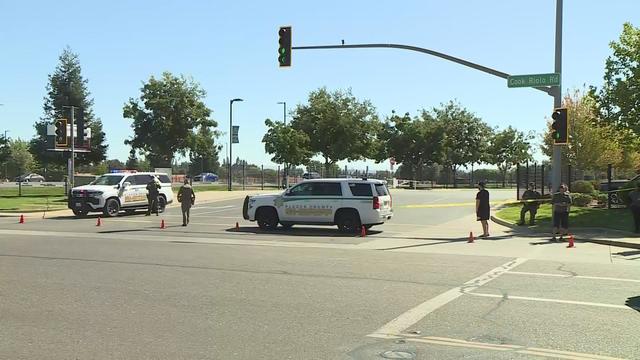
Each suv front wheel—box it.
[103,198,120,217]
[256,207,279,230]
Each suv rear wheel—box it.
[336,210,361,233]
[103,198,120,217]
[256,207,279,230]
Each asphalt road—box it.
[1,189,639,359]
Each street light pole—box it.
[229,98,243,191]
[277,101,288,188]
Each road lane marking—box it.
[369,257,528,336]
[465,292,638,310]
[505,271,640,284]
[384,334,626,360]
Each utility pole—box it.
[62,105,76,190]
[552,0,563,194]
[229,98,243,191]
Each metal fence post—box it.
[567,164,572,191]
[607,164,612,209]
[277,165,280,189]
[242,162,246,191]
[541,165,545,196]
[261,165,264,190]
[516,163,520,200]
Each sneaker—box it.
[182,224,187,227]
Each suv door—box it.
[306,182,342,223]
[281,182,314,223]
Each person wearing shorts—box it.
[552,184,572,241]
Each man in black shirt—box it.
[145,176,161,216]
[519,182,541,226]
[476,181,490,238]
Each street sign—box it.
[232,125,239,144]
[507,73,560,88]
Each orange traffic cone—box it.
[160,219,166,229]
[19,214,24,224]
[468,231,475,243]
[235,222,240,231]
[361,225,367,237]
[567,234,575,248]
[96,217,102,227]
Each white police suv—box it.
[68,172,174,218]
[242,178,392,232]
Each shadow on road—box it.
[226,226,381,238]
[625,296,640,313]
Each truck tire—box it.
[336,209,361,233]
[103,198,120,217]
[256,207,279,230]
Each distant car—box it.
[302,172,321,180]
[15,173,45,183]
[193,172,219,182]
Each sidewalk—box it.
[491,214,640,250]
[0,189,277,219]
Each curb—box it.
[490,215,640,250]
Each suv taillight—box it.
[373,196,380,209]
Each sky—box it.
[0,0,638,171]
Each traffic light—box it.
[551,107,568,144]
[278,26,292,67]
[75,108,85,147]
[55,119,68,147]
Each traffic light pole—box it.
[63,105,76,190]
[552,0,563,195]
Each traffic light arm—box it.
[292,43,555,96]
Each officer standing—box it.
[178,178,196,226]
[145,176,161,216]
[518,182,541,226]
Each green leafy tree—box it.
[593,22,640,136]
[8,139,34,177]
[487,126,533,187]
[433,101,492,187]
[30,47,108,169]
[291,88,381,173]
[541,89,624,172]
[263,119,313,169]
[125,150,139,170]
[378,111,445,180]
[123,72,216,167]
[189,124,222,175]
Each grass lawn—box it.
[495,203,635,233]
[0,186,68,213]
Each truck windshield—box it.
[90,175,123,186]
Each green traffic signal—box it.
[551,108,568,144]
[278,26,291,67]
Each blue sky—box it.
[0,0,638,171]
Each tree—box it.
[189,124,221,175]
[378,111,445,180]
[123,72,216,167]
[30,47,108,169]
[541,89,624,172]
[487,126,533,187]
[433,101,492,187]
[291,88,381,173]
[0,134,9,180]
[125,150,139,170]
[263,119,312,169]
[8,139,34,177]
[593,22,640,136]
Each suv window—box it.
[348,183,373,197]
[312,182,342,196]
[375,183,389,196]
[288,183,314,196]
[157,174,171,183]
[133,174,153,185]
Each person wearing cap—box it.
[145,176,161,216]
[552,183,572,241]
[177,178,196,226]
[476,181,490,238]
[519,182,541,226]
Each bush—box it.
[572,193,593,207]
[571,180,594,194]
[590,180,601,191]
[594,192,608,205]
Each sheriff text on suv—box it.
[68,172,174,217]
[243,178,392,232]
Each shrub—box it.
[594,192,608,205]
[590,180,601,191]
[572,193,593,207]
[571,180,594,194]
